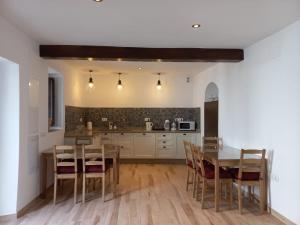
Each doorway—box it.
[204,82,219,137]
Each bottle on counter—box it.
[164,120,170,131]
[171,121,177,131]
[87,121,93,130]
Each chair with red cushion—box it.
[183,141,197,196]
[192,144,233,209]
[53,145,78,204]
[232,149,266,214]
[82,144,110,203]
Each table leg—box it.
[116,152,120,184]
[215,160,220,212]
[40,154,47,198]
[112,154,117,197]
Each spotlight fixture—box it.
[156,72,162,90]
[94,0,103,2]
[192,24,201,28]
[88,70,94,88]
[117,72,123,90]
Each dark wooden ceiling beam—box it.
[39,45,244,62]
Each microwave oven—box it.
[178,121,196,131]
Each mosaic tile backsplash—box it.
[65,106,200,131]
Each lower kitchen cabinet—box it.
[155,133,176,158]
[133,133,156,158]
[176,133,197,159]
[112,133,133,158]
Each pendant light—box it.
[156,72,162,90]
[88,70,94,88]
[117,72,123,90]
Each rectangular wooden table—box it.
[40,145,120,198]
[203,146,267,212]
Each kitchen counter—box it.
[64,127,200,137]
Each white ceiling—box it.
[1,0,300,48]
[61,60,214,77]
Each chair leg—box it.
[201,180,206,209]
[102,175,105,202]
[259,180,265,214]
[238,181,243,214]
[53,176,57,205]
[82,174,86,203]
[186,168,190,191]
[74,175,77,204]
[192,171,197,198]
[228,183,233,209]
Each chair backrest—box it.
[82,144,105,173]
[238,149,266,180]
[183,141,195,168]
[53,145,77,173]
[191,144,205,177]
[202,136,222,151]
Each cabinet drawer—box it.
[156,133,175,140]
[156,139,175,147]
[112,133,132,139]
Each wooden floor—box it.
[13,164,283,225]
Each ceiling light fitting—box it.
[117,72,123,90]
[156,72,162,90]
[88,70,94,88]
[192,24,201,28]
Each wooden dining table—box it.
[203,146,267,212]
[40,145,120,199]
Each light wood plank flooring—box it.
[12,164,283,225]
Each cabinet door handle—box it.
[143,133,146,135]
[183,133,186,136]
[163,141,166,144]
[104,133,108,135]
[121,133,124,135]
[121,146,124,149]
[163,146,166,149]
[163,135,166,137]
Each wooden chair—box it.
[53,145,78,204]
[231,149,266,214]
[82,144,110,203]
[192,144,233,209]
[183,141,197,196]
[202,136,222,151]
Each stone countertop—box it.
[65,127,200,137]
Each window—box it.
[48,69,64,131]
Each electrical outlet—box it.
[270,174,279,182]
[144,118,150,122]
[101,118,108,122]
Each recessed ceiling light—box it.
[138,67,142,70]
[88,57,93,61]
[94,0,103,2]
[192,24,201,28]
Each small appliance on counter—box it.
[178,121,195,131]
[146,121,153,131]
[87,121,93,130]
[164,120,170,130]
[171,121,177,131]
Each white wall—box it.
[74,72,194,107]
[193,20,300,224]
[0,15,79,214]
[0,58,19,215]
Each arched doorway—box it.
[204,82,219,137]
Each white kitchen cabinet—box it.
[155,133,176,158]
[176,133,196,159]
[112,133,133,158]
[100,132,112,144]
[133,133,156,158]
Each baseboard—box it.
[270,208,296,225]
[120,158,185,164]
[0,214,17,223]
[17,185,53,219]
